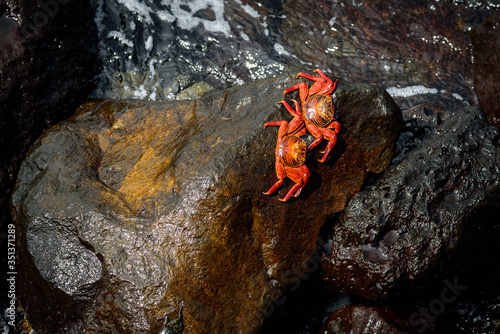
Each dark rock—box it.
[322,104,500,300]
[0,1,99,225]
[470,12,500,128]
[319,304,466,334]
[320,305,414,334]
[320,305,404,334]
[12,73,402,333]
[193,8,216,21]
[0,0,99,324]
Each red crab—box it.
[263,100,310,202]
[283,68,341,163]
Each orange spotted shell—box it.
[303,94,335,127]
[277,135,307,168]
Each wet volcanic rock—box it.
[322,104,500,300]
[319,304,464,334]
[0,0,99,327]
[12,73,402,333]
[0,0,99,230]
[320,305,413,334]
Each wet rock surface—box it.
[322,104,500,300]
[320,305,416,334]
[0,0,99,211]
[0,0,99,324]
[11,74,402,333]
[319,304,466,334]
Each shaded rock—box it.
[319,304,465,334]
[322,104,500,300]
[320,305,412,334]
[0,3,99,224]
[470,11,500,128]
[0,0,99,323]
[193,8,216,21]
[12,73,401,333]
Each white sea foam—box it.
[133,84,148,99]
[116,0,154,23]
[93,0,106,36]
[156,9,175,22]
[145,35,153,51]
[160,0,232,36]
[386,85,439,98]
[107,30,134,47]
[274,42,292,56]
[234,0,260,18]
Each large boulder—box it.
[12,73,402,333]
[0,0,99,249]
[0,0,99,327]
[322,104,500,300]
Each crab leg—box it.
[317,122,340,162]
[312,69,338,95]
[279,165,310,202]
[279,180,304,202]
[321,78,338,96]
[305,123,324,151]
[283,82,310,103]
[264,120,290,138]
[278,100,301,118]
[278,99,305,135]
[294,69,338,96]
[263,161,286,195]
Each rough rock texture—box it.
[12,73,402,333]
[320,305,412,334]
[470,11,500,128]
[319,304,465,334]
[0,0,99,226]
[322,104,500,300]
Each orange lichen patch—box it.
[95,101,196,208]
[118,146,175,205]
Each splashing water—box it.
[90,0,287,101]
[90,0,497,113]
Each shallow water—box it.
[90,0,498,112]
